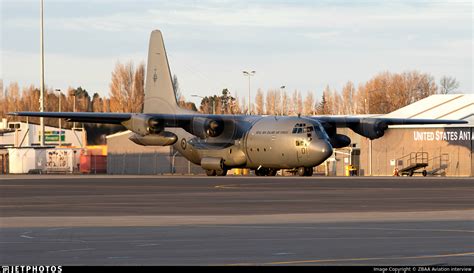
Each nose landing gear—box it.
[205,168,228,176]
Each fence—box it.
[107,152,204,175]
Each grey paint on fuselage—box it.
[170,115,333,170]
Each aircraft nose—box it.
[309,139,333,165]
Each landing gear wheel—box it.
[267,169,277,176]
[422,170,427,177]
[216,168,228,176]
[297,167,306,176]
[255,168,265,176]
[205,169,217,176]
[409,170,414,177]
[297,167,313,176]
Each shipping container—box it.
[8,148,48,174]
[80,154,107,174]
[45,148,82,173]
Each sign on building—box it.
[39,131,65,142]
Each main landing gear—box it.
[254,168,278,176]
[297,167,313,176]
[205,168,228,176]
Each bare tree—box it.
[255,89,264,115]
[290,90,301,116]
[230,93,242,114]
[321,85,333,115]
[265,89,278,115]
[109,61,145,113]
[6,82,20,114]
[0,80,4,118]
[241,97,247,115]
[341,81,356,114]
[304,91,314,115]
[354,71,437,114]
[281,90,289,116]
[439,76,460,94]
[297,91,303,115]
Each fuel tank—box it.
[129,131,178,146]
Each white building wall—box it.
[0,122,86,147]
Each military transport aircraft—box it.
[10,30,467,176]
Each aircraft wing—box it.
[9,112,132,124]
[9,112,468,141]
[8,111,248,139]
[8,111,246,125]
[312,115,468,140]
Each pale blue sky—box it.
[1,0,472,106]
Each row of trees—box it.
[198,72,459,116]
[0,61,195,143]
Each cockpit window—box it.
[292,122,327,139]
[292,123,307,134]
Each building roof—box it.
[384,94,474,125]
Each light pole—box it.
[71,92,76,129]
[280,85,285,116]
[365,88,382,176]
[192,94,214,114]
[242,70,255,115]
[39,0,45,146]
[54,89,62,146]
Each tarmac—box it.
[0,175,473,265]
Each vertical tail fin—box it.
[143,30,185,114]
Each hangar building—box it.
[332,94,473,177]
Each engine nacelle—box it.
[349,119,388,140]
[121,114,163,136]
[201,157,224,170]
[190,117,225,139]
[129,131,177,146]
[329,134,351,148]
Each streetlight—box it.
[365,88,382,176]
[243,70,256,115]
[280,85,286,116]
[70,92,76,129]
[192,94,214,114]
[54,89,62,146]
[39,0,45,146]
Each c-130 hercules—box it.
[11,30,466,176]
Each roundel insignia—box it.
[181,138,187,150]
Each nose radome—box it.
[309,140,333,165]
[322,140,333,158]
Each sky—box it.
[1,0,472,107]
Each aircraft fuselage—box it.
[171,116,333,173]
